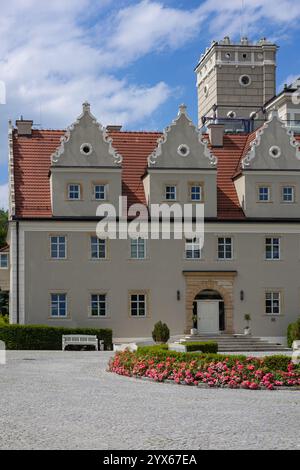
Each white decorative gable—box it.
[242,110,300,170]
[51,102,122,167]
[148,104,217,168]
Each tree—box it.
[0,209,8,248]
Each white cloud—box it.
[0,184,8,210]
[0,0,299,170]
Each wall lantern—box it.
[240,290,244,301]
[177,290,181,301]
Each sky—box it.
[0,0,300,209]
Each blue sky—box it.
[0,0,300,208]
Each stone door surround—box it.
[183,271,237,334]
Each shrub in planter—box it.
[0,325,112,350]
[152,321,170,343]
[287,318,300,348]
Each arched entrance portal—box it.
[193,289,225,333]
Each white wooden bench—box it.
[292,340,300,365]
[62,335,99,351]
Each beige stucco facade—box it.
[7,221,300,343]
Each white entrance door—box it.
[197,300,219,334]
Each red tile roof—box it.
[14,129,299,220]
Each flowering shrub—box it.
[108,350,300,391]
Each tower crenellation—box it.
[195,37,278,127]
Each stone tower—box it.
[195,37,278,127]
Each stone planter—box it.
[244,327,251,336]
[190,328,198,336]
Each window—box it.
[265,238,280,260]
[258,186,270,202]
[165,185,176,201]
[282,186,294,203]
[0,253,8,269]
[91,236,106,259]
[185,238,201,259]
[50,236,66,259]
[239,74,251,87]
[190,185,202,201]
[90,294,107,317]
[68,184,80,200]
[265,292,280,315]
[51,294,67,317]
[94,184,106,201]
[80,143,92,156]
[218,237,232,260]
[131,238,146,259]
[130,293,146,317]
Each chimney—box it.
[16,118,33,136]
[207,123,224,147]
[106,125,122,132]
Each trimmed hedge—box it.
[135,345,298,371]
[0,325,112,350]
[184,341,218,354]
[287,318,300,348]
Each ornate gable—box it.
[148,104,217,168]
[242,110,300,170]
[51,102,122,167]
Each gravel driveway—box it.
[0,350,299,450]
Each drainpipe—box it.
[16,221,19,324]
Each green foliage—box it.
[152,321,170,343]
[136,345,247,367]
[263,355,291,371]
[0,324,112,350]
[0,209,8,248]
[0,314,9,326]
[138,344,169,353]
[0,291,9,316]
[287,318,300,347]
[184,341,218,353]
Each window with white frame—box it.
[185,238,201,259]
[265,237,280,260]
[50,236,66,259]
[265,291,280,315]
[68,184,81,200]
[131,238,146,259]
[51,293,67,317]
[190,184,202,201]
[218,237,232,260]
[165,185,176,201]
[282,186,294,203]
[91,236,106,259]
[130,293,146,317]
[94,184,106,201]
[0,253,8,268]
[258,186,270,202]
[90,294,107,317]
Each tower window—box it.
[239,75,251,87]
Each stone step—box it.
[180,334,290,352]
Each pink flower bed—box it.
[108,351,300,391]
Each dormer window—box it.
[68,184,81,200]
[190,184,203,201]
[165,185,176,201]
[282,186,294,203]
[94,184,107,201]
[258,186,270,202]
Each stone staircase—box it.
[183,334,290,352]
